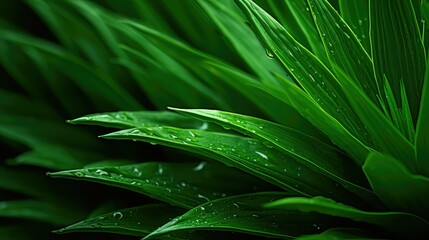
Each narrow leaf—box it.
[416,57,429,176]
[48,161,273,209]
[145,192,338,240]
[102,127,366,206]
[308,0,379,106]
[169,108,381,207]
[363,152,429,219]
[266,196,429,237]
[236,0,371,146]
[69,111,207,130]
[370,0,426,120]
[333,66,416,172]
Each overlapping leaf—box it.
[48,161,273,209]
[101,126,367,206]
[266,196,429,237]
[145,192,338,240]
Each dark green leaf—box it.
[308,0,379,107]
[370,0,426,121]
[0,200,72,225]
[296,228,380,240]
[145,192,338,240]
[48,161,273,209]
[363,152,429,219]
[266,196,429,237]
[236,0,371,146]
[416,57,429,176]
[338,0,370,51]
[102,127,365,206]
[70,111,207,130]
[169,108,381,207]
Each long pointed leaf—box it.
[363,152,429,219]
[236,0,371,145]
[266,196,429,237]
[48,161,273,209]
[169,108,381,207]
[370,0,426,120]
[145,192,339,240]
[102,127,366,206]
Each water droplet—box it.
[158,164,164,175]
[197,194,210,202]
[344,32,350,39]
[95,169,109,176]
[252,214,259,218]
[166,188,172,193]
[73,172,85,177]
[91,223,102,228]
[199,123,208,130]
[255,151,269,160]
[131,129,141,134]
[200,206,205,211]
[113,212,123,219]
[265,49,274,58]
[233,203,240,209]
[169,134,178,139]
[193,162,207,171]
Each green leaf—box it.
[48,161,272,209]
[338,0,370,51]
[145,192,338,240]
[333,66,416,172]
[54,204,185,237]
[0,200,72,225]
[308,0,379,107]
[0,30,142,111]
[266,196,429,237]
[370,0,426,121]
[235,0,371,146]
[268,0,328,63]
[121,21,315,131]
[363,152,429,219]
[102,127,366,206]
[8,145,101,170]
[296,228,377,240]
[197,0,286,87]
[416,57,429,176]
[0,114,101,151]
[0,89,60,120]
[169,108,381,207]
[69,111,207,130]
[256,74,369,165]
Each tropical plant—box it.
[1,0,428,239]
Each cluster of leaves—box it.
[1,0,429,239]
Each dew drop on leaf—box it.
[113,212,123,219]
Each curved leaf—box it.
[169,108,381,207]
[308,0,379,106]
[0,200,72,225]
[69,111,207,130]
[55,204,185,238]
[296,228,380,240]
[145,192,339,240]
[266,196,429,237]
[363,152,429,219]
[370,0,426,120]
[333,66,416,173]
[416,57,429,176]
[102,127,366,206]
[48,161,273,209]
[338,0,370,51]
[235,0,371,146]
